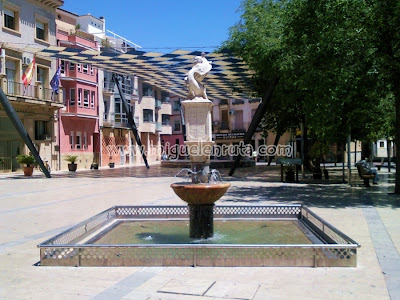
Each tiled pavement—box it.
[0,164,399,299]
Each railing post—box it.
[35,81,43,99]
[57,88,63,103]
[0,75,7,93]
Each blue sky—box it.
[62,0,243,53]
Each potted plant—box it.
[90,161,99,170]
[108,157,115,168]
[65,155,78,172]
[16,154,35,176]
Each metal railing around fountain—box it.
[38,205,360,267]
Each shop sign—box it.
[215,132,245,140]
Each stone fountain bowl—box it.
[170,182,231,205]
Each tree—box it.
[367,0,400,193]
[224,0,399,191]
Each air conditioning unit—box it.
[229,109,236,116]
[22,56,31,66]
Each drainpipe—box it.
[58,109,61,171]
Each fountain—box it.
[38,54,360,268]
[170,53,230,239]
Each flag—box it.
[50,65,61,94]
[22,58,35,86]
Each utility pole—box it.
[112,74,149,168]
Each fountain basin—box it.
[38,205,360,267]
[170,182,231,205]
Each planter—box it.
[91,163,99,170]
[68,163,77,172]
[23,166,34,176]
[109,163,115,168]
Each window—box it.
[35,120,48,140]
[174,120,181,131]
[76,132,81,150]
[162,114,170,125]
[173,100,181,111]
[3,7,19,32]
[77,64,81,72]
[90,65,94,75]
[37,67,45,84]
[142,83,153,97]
[78,88,82,106]
[69,63,75,71]
[380,141,385,148]
[83,64,88,74]
[70,88,75,105]
[161,91,170,102]
[143,109,153,122]
[70,131,74,149]
[83,90,89,107]
[62,89,66,105]
[91,91,95,108]
[83,132,87,150]
[60,60,65,75]
[35,21,46,41]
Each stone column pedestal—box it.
[189,204,214,239]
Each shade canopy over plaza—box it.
[3,43,254,100]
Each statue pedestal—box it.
[182,98,213,143]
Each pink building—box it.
[56,10,99,170]
[161,96,185,159]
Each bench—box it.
[356,164,376,187]
[276,158,302,182]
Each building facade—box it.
[56,9,100,170]
[0,0,64,173]
[161,95,185,158]
[212,97,291,160]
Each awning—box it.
[3,43,254,101]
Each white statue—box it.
[184,52,212,100]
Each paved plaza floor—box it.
[0,163,399,299]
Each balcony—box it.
[103,81,133,97]
[103,113,114,127]
[232,100,245,105]
[36,0,63,8]
[1,78,63,108]
[156,122,162,132]
[139,121,155,133]
[155,99,162,109]
[219,99,229,106]
[220,123,230,130]
[249,98,261,103]
[161,124,172,135]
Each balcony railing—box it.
[220,123,230,130]
[5,81,59,102]
[103,81,132,95]
[232,100,245,105]
[7,81,35,97]
[156,122,162,132]
[155,99,162,109]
